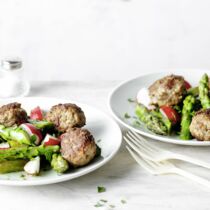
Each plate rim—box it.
[108,70,210,146]
[0,97,122,186]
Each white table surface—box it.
[2,81,210,210]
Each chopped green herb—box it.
[109,204,115,208]
[97,186,106,193]
[20,173,25,178]
[121,199,126,204]
[97,139,101,143]
[100,199,108,203]
[124,113,131,119]
[132,120,141,127]
[20,173,26,180]
[173,105,182,114]
[128,98,135,103]
[94,202,104,208]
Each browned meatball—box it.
[60,128,97,167]
[149,75,186,107]
[45,103,86,132]
[0,102,28,127]
[190,109,210,141]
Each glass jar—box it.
[0,57,30,98]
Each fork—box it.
[126,145,210,188]
[124,131,210,169]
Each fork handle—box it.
[172,154,210,169]
[172,168,210,189]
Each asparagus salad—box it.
[128,73,210,141]
[0,102,100,175]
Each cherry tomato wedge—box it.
[30,106,43,120]
[184,80,191,90]
[42,134,60,146]
[160,106,180,125]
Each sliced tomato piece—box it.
[160,106,180,125]
[20,123,43,145]
[42,134,60,146]
[30,106,43,120]
[184,80,191,90]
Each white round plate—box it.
[0,97,122,186]
[109,69,210,146]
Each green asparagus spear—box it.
[37,145,60,161]
[28,120,54,129]
[0,145,60,161]
[51,154,69,173]
[8,140,24,148]
[0,125,31,145]
[0,159,28,174]
[151,110,172,133]
[135,104,169,135]
[180,95,196,140]
[199,73,210,109]
[28,120,56,136]
[187,86,199,96]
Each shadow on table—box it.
[51,148,136,196]
[5,142,138,198]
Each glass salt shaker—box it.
[0,57,30,98]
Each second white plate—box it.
[109,69,210,146]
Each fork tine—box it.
[128,130,148,142]
[127,131,149,146]
[128,130,164,152]
[126,145,165,172]
[124,135,164,168]
[126,132,156,153]
[126,145,156,174]
[125,134,154,157]
[129,130,158,148]
[124,136,141,155]
[128,131,154,147]
[126,132,145,148]
[124,136,154,162]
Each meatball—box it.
[149,75,186,107]
[60,128,97,167]
[45,103,86,132]
[0,102,28,127]
[190,109,210,141]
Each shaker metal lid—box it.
[1,57,22,70]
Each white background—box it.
[0,0,210,81]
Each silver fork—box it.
[126,145,210,188]
[124,130,210,169]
